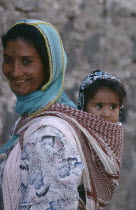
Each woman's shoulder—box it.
[23,115,77,145]
[25,115,69,133]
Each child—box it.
[78,69,126,123]
[77,69,127,208]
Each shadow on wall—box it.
[0,110,19,148]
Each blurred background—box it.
[0,0,136,209]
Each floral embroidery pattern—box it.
[19,124,83,209]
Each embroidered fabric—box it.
[1,116,84,210]
[0,103,124,210]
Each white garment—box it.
[2,116,84,210]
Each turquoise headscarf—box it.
[12,19,76,116]
[0,19,76,155]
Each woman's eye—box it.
[4,57,13,63]
[22,60,32,64]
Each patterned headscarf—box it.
[78,69,122,111]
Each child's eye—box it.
[96,104,102,109]
[110,104,118,109]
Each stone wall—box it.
[0,0,136,209]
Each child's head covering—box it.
[78,69,122,111]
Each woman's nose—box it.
[12,61,22,78]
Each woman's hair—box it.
[78,70,127,119]
[1,23,49,82]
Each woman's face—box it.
[2,38,45,95]
[86,87,120,123]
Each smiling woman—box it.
[3,38,45,95]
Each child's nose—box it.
[102,107,110,117]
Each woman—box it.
[0,19,125,210]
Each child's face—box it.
[86,87,120,123]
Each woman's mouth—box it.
[11,79,30,84]
[15,79,29,83]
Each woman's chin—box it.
[12,88,28,95]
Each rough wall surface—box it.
[0,0,136,209]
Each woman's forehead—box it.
[3,38,40,58]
